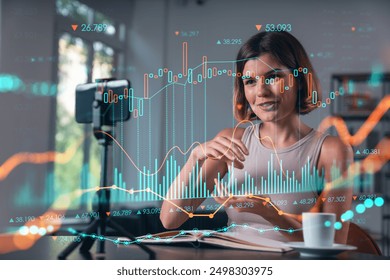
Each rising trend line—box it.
[318,95,390,146]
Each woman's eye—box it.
[268,74,279,79]
[244,79,256,85]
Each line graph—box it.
[0,137,83,181]
[318,95,390,146]
[0,115,386,185]
[34,139,390,219]
[0,42,388,229]
[1,41,385,118]
[68,223,302,246]
[96,120,288,177]
[1,176,384,254]
[0,111,389,203]
[107,142,387,216]
[100,41,351,118]
[73,135,386,218]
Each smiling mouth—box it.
[257,101,279,111]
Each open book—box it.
[118,230,292,253]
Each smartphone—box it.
[75,79,131,124]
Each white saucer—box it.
[285,242,357,257]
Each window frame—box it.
[53,9,127,213]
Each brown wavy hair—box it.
[233,31,321,121]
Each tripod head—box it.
[75,78,131,142]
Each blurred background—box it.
[0,0,389,255]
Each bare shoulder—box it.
[216,127,246,141]
[319,135,353,166]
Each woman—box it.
[160,31,353,244]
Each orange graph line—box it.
[1,122,387,254]
[0,119,282,182]
[1,92,388,185]
[318,95,390,146]
[97,119,288,177]
[0,138,83,181]
[164,135,388,218]
[2,141,388,255]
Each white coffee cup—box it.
[302,212,336,248]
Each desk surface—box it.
[0,236,388,260]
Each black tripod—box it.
[58,80,155,259]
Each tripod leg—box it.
[57,219,99,259]
[108,219,156,260]
[79,219,100,252]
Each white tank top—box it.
[225,123,328,241]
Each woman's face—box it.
[242,53,298,123]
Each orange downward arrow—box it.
[256,24,262,31]
[71,24,78,31]
[321,197,327,202]
[200,206,205,210]
[52,236,58,240]
[106,212,111,216]
[262,201,267,206]
[353,195,357,200]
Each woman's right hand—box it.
[191,133,249,169]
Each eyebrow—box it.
[242,68,284,79]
